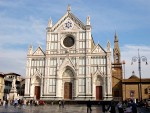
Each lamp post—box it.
[122,60,126,100]
[131,49,148,101]
[122,60,126,79]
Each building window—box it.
[49,79,56,93]
[130,90,135,98]
[79,41,85,49]
[78,79,85,93]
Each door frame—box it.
[64,82,72,100]
[96,86,103,100]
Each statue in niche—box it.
[12,77,16,89]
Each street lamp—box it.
[122,60,126,100]
[131,49,148,101]
[122,60,126,79]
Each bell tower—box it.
[112,32,123,100]
[113,32,121,64]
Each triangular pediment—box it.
[93,69,104,78]
[59,57,75,71]
[52,12,86,32]
[33,46,45,56]
[92,44,106,54]
[31,69,42,84]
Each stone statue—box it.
[12,77,16,89]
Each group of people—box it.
[101,99,138,113]
[0,98,41,109]
[0,98,139,113]
[86,99,138,113]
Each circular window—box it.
[63,36,74,47]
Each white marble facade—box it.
[24,6,112,100]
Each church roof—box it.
[122,75,150,83]
[51,9,86,32]
[0,72,4,77]
[129,75,139,79]
[5,72,21,76]
[91,35,95,50]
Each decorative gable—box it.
[59,57,75,70]
[52,12,86,32]
[33,47,45,56]
[93,69,104,78]
[92,44,106,54]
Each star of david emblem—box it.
[65,21,72,29]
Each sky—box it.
[0,0,150,78]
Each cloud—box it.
[121,45,150,78]
[0,48,26,76]
[0,0,150,79]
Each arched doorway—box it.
[34,76,41,100]
[96,75,103,100]
[63,69,74,100]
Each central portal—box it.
[64,82,72,99]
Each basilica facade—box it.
[24,6,112,100]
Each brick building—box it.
[122,71,150,101]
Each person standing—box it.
[107,100,116,113]
[130,100,137,113]
[0,99,2,106]
[87,100,92,113]
[23,99,26,109]
[14,99,18,108]
[101,101,106,113]
[62,100,65,108]
[5,100,8,109]
[3,100,6,107]
[59,100,61,108]
[117,101,123,113]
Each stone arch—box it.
[62,66,75,100]
[92,70,105,100]
[62,66,74,78]
[95,75,103,86]
[58,64,76,78]
[30,71,41,99]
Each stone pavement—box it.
[0,105,100,113]
[0,105,149,113]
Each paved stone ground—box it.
[0,105,149,113]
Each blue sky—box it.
[0,0,150,78]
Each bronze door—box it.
[96,86,102,100]
[64,82,72,99]
[34,86,40,100]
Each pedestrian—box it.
[130,100,137,113]
[101,101,106,113]
[51,101,53,106]
[62,100,65,108]
[5,100,8,109]
[3,100,6,107]
[107,100,116,113]
[22,99,26,109]
[30,99,33,106]
[87,100,92,113]
[0,99,2,106]
[59,100,61,108]
[117,101,123,113]
[14,99,18,108]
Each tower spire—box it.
[67,4,71,12]
[113,32,120,63]
[114,31,118,42]
[86,16,90,25]
[28,45,33,55]
[48,18,52,28]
